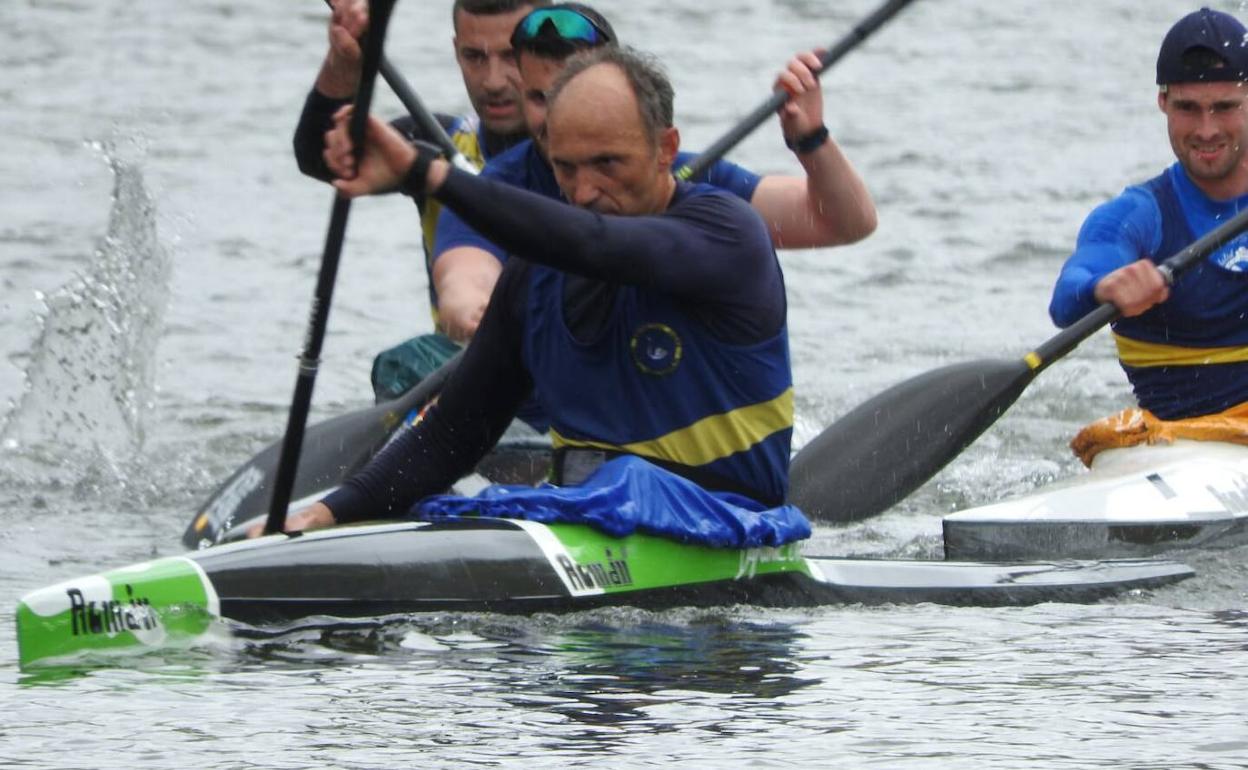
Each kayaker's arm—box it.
[324,109,784,341]
[749,50,877,249]
[434,170,768,292]
[294,1,455,186]
[430,246,502,343]
[295,91,455,187]
[427,159,517,343]
[1049,191,1164,326]
[433,167,784,342]
[320,261,534,524]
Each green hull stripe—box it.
[16,556,220,668]
[543,523,810,595]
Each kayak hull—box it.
[17,517,1193,668]
[943,440,1248,560]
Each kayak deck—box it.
[17,518,1194,668]
[943,440,1248,560]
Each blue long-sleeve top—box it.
[323,166,786,522]
[1048,162,1248,419]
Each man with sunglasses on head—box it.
[264,46,810,548]
[293,0,548,400]
[1050,9,1248,462]
[431,3,877,347]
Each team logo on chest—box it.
[630,323,683,376]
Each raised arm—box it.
[325,108,782,323]
[749,50,877,249]
[293,0,450,184]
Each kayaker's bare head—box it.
[545,47,679,217]
[508,3,616,156]
[1155,8,1248,200]
[452,0,548,137]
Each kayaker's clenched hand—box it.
[775,50,826,149]
[317,0,369,98]
[1094,259,1170,317]
[323,106,451,198]
[246,502,337,538]
[323,106,415,196]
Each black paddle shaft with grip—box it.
[675,0,917,182]
[265,0,399,535]
[789,206,1248,523]
[316,0,475,173]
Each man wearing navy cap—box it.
[1049,8,1248,421]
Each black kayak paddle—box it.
[263,0,399,535]
[788,206,1248,522]
[676,0,917,182]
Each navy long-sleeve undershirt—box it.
[322,165,785,523]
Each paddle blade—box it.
[789,359,1035,522]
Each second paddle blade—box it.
[789,358,1034,523]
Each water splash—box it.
[1,141,171,468]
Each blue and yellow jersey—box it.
[522,264,793,507]
[1051,164,1248,419]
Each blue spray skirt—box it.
[417,456,811,548]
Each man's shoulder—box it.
[481,139,538,179]
[673,181,758,215]
[670,183,772,249]
[1084,170,1168,226]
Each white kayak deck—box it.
[943,440,1248,560]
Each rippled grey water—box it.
[3,0,1248,767]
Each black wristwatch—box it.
[785,125,829,155]
[400,140,444,197]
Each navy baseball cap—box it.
[1157,8,1248,85]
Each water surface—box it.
[2,1,1246,767]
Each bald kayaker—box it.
[432,2,878,344]
[260,46,808,544]
[1050,7,1248,423]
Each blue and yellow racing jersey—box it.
[1050,163,1248,419]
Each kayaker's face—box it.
[547,63,678,216]
[453,6,532,137]
[1159,81,1248,199]
[517,52,565,157]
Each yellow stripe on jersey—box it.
[551,387,794,467]
[1113,333,1248,367]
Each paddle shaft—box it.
[316,0,477,173]
[266,0,398,535]
[675,0,917,181]
[379,56,478,173]
[1027,205,1248,375]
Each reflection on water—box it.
[250,608,815,722]
[12,603,1248,767]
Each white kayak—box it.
[943,440,1248,560]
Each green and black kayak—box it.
[17,516,1193,669]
